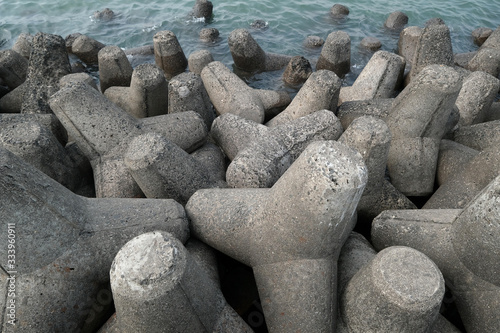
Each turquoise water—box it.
[1,0,498,88]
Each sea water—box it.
[0,0,498,89]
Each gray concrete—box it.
[0,50,28,89]
[359,36,381,51]
[0,147,189,333]
[228,29,292,73]
[199,28,220,43]
[316,31,351,77]
[0,113,67,144]
[213,110,343,188]
[168,72,215,129]
[49,82,207,197]
[187,140,368,333]
[407,23,454,83]
[337,233,460,333]
[20,32,71,114]
[188,49,214,75]
[467,47,500,78]
[397,26,422,65]
[108,231,252,333]
[60,72,98,90]
[72,34,106,65]
[0,117,81,191]
[372,175,500,333]
[478,25,500,50]
[453,120,500,151]
[339,50,405,103]
[98,46,133,93]
[385,65,462,196]
[282,56,312,86]
[436,139,479,186]
[266,70,341,127]
[0,83,24,113]
[455,71,499,127]
[330,4,350,18]
[337,98,393,129]
[472,27,493,46]
[105,63,169,118]
[201,61,290,123]
[153,30,188,79]
[339,116,416,223]
[192,0,213,20]
[124,132,225,205]
[384,11,408,30]
[12,33,32,59]
[303,35,325,48]
[340,246,445,333]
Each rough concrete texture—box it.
[72,34,106,65]
[436,139,479,186]
[303,35,325,48]
[187,140,367,333]
[199,28,220,43]
[0,118,81,191]
[192,0,213,20]
[0,147,189,333]
[188,49,214,75]
[359,37,381,51]
[266,69,341,127]
[339,116,416,222]
[12,33,32,59]
[228,29,292,73]
[316,30,351,77]
[20,32,71,114]
[98,45,133,93]
[339,50,405,103]
[455,70,500,126]
[408,23,454,82]
[472,27,493,46]
[337,98,393,129]
[384,11,409,30]
[168,72,216,129]
[372,175,500,333]
[336,233,460,333]
[219,110,343,188]
[153,30,188,79]
[0,83,24,113]
[467,47,500,78]
[478,25,500,50]
[109,231,252,333]
[330,4,350,18]
[397,26,422,65]
[124,132,225,205]
[60,72,98,90]
[0,50,28,89]
[341,246,444,333]
[384,65,461,195]
[453,119,500,151]
[282,55,312,86]
[49,82,207,197]
[201,61,290,123]
[105,63,169,118]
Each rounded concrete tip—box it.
[110,231,187,299]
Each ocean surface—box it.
[0,0,498,89]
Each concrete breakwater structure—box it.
[1,1,500,332]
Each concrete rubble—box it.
[0,7,499,333]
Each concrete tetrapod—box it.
[211,110,343,188]
[337,231,460,333]
[0,147,189,333]
[228,29,291,73]
[107,231,252,333]
[186,140,368,333]
[338,116,416,224]
[372,175,500,333]
[266,70,341,127]
[385,65,462,196]
[200,61,291,123]
[49,82,207,198]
